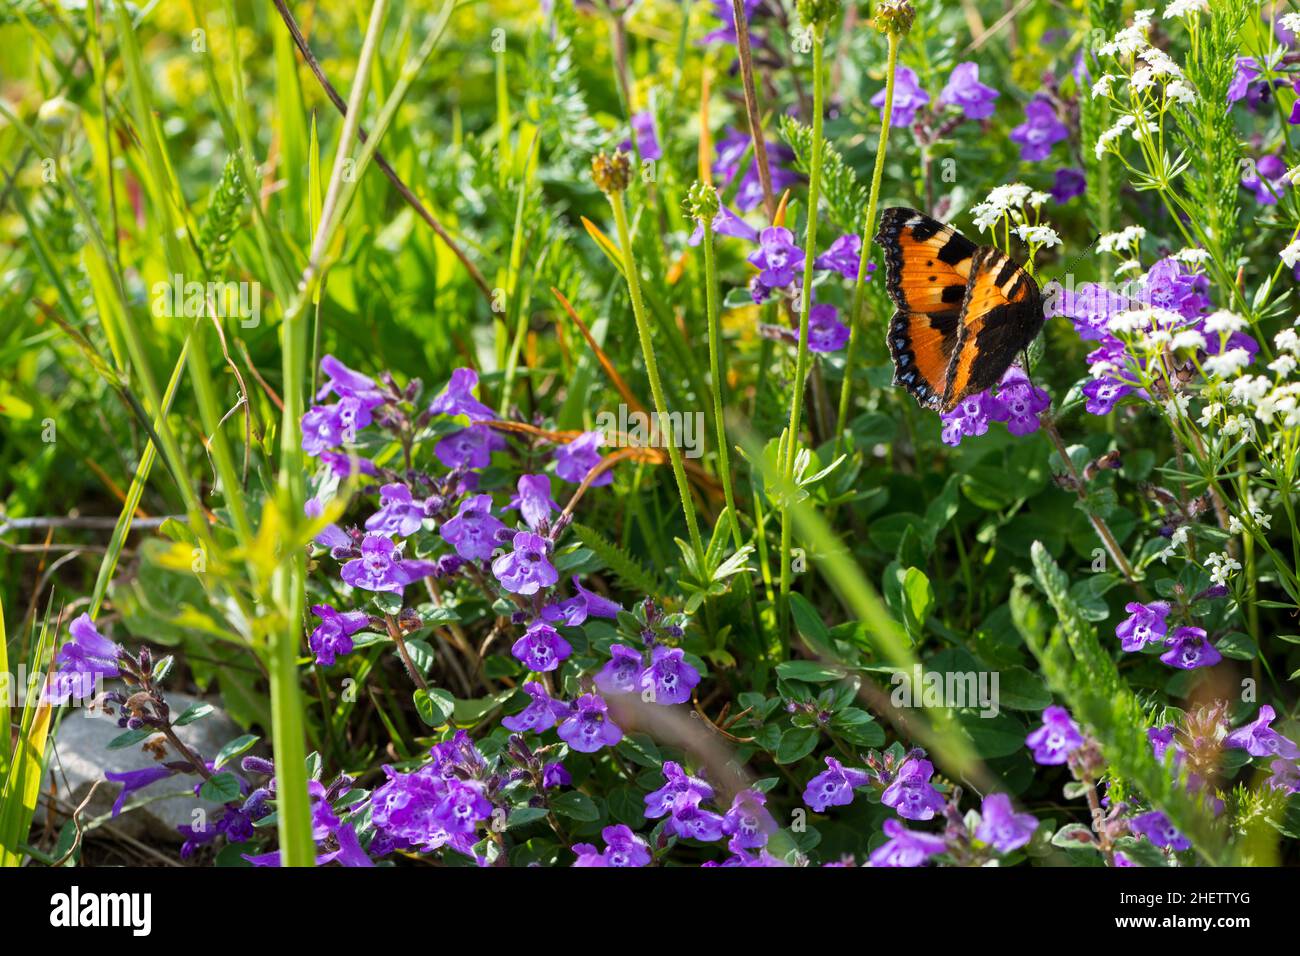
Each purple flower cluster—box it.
[713,126,802,213]
[44,613,122,704]
[1026,706,1084,765]
[939,365,1050,447]
[301,356,385,457]
[1010,95,1069,162]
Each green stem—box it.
[779,27,827,635]
[608,191,707,568]
[835,32,899,451]
[702,221,743,550]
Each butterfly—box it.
[875,207,1045,413]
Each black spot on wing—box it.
[937,233,975,265]
[941,284,965,304]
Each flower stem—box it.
[608,191,707,568]
[778,26,827,636]
[702,220,743,550]
[834,31,899,452]
[731,0,776,222]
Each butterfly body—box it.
[876,207,1044,413]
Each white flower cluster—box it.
[1098,225,1146,255]
[1280,238,1300,269]
[1282,13,1300,36]
[971,183,1033,231]
[1198,327,1300,432]
[1014,224,1061,248]
[1228,506,1272,535]
[1163,0,1207,19]
[1205,551,1241,587]
[1156,525,1189,563]
[1098,9,1154,57]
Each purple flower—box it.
[429,367,495,420]
[803,756,871,812]
[554,431,613,486]
[501,680,569,732]
[688,205,759,247]
[1226,57,1263,107]
[621,111,662,161]
[702,0,759,46]
[1010,95,1068,162]
[665,802,726,842]
[594,644,645,695]
[1115,601,1170,652]
[45,614,121,704]
[1049,281,1129,341]
[872,65,930,128]
[541,576,623,626]
[747,226,803,288]
[1268,758,1300,794]
[804,304,851,353]
[556,693,623,753]
[365,484,428,537]
[318,451,379,480]
[570,842,605,867]
[939,62,999,120]
[721,788,777,849]
[104,765,176,816]
[316,355,383,405]
[508,474,560,531]
[435,424,505,470]
[509,622,572,673]
[868,818,947,867]
[542,761,571,788]
[640,645,701,705]
[1159,626,1221,670]
[438,494,504,562]
[1051,167,1086,203]
[1128,810,1190,851]
[976,793,1038,853]
[881,757,947,821]
[1082,376,1133,415]
[993,366,1050,435]
[1224,705,1300,759]
[712,127,801,212]
[301,405,346,456]
[940,392,1006,447]
[645,761,714,818]
[1026,706,1084,765]
[1242,153,1288,206]
[601,824,652,866]
[340,535,438,594]
[308,604,370,666]
[491,531,559,595]
[1149,724,1179,764]
[814,233,866,281]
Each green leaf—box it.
[550,790,600,822]
[775,661,846,683]
[199,772,242,804]
[775,727,819,764]
[213,734,260,770]
[106,729,154,750]
[413,688,456,727]
[173,702,214,727]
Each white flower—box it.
[1279,240,1300,269]
[1115,258,1143,275]
[1221,413,1253,437]
[1092,75,1116,98]
[971,183,1033,232]
[1139,47,1183,78]
[1015,224,1061,247]
[1157,525,1189,563]
[1198,401,1222,427]
[1203,310,1246,335]
[1108,309,1149,334]
[1205,551,1241,586]
[1230,507,1272,534]
[1163,0,1206,18]
[1282,13,1300,36]
[1203,348,1251,379]
[1274,328,1300,355]
[1171,329,1207,351]
[1098,225,1146,254]
[1165,393,1190,417]
[1230,375,1270,406]
[1165,80,1197,105]
[1028,191,1052,208]
[1268,354,1297,378]
[1171,247,1210,264]
[1131,67,1157,92]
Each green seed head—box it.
[872,0,915,37]
[591,150,632,195]
[796,0,841,30]
[683,181,720,224]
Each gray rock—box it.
[40,693,247,843]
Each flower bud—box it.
[796,0,841,30]
[591,150,632,195]
[872,0,915,37]
[37,96,79,134]
[683,180,720,224]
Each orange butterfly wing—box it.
[941,246,1044,412]
[876,208,977,409]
